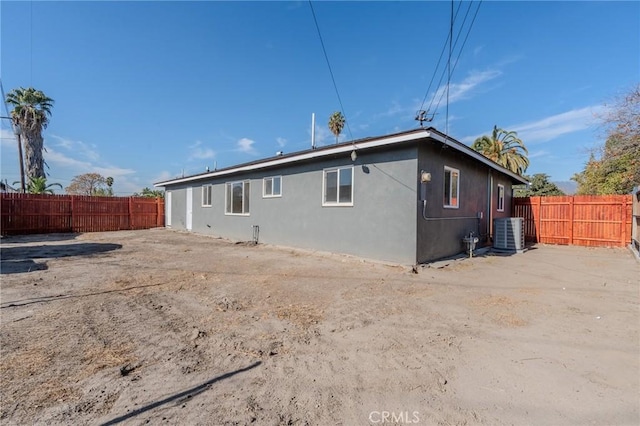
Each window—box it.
[323,167,353,206]
[497,184,505,212]
[443,166,459,208]
[225,180,250,215]
[263,176,282,198]
[202,185,212,207]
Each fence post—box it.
[71,196,75,232]
[535,197,542,243]
[156,197,162,227]
[128,197,133,230]
[568,196,574,245]
[621,196,628,246]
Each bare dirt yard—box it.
[1,229,638,425]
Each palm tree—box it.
[472,125,529,175]
[5,87,54,180]
[106,176,114,196]
[328,111,345,144]
[16,176,62,194]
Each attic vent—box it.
[493,218,524,252]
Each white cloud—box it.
[276,137,287,148]
[45,145,137,195]
[310,124,333,146]
[0,128,18,149]
[46,147,135,177]
[152,170,173,184]
[512,105,604,144]
[374,101,406,119]
[236,137,258,155]
[2,130,142,195]
[188,140,216,161]
[528,150,550,159]
[460,105,605,146]
[433,69,502,104]
[50,134,101,162]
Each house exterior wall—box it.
[164,147,419,264]
[166,186,186,229]
[415,143,515,263]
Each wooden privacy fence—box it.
[513,195,633,247]
[0,193,164,236]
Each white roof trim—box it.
[155,131,424,187]
[155,129,528,187]
[428,132,528,184]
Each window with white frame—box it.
[263,176,282,198]
[225,180,250,215]
[202,185,212,207]
[443,166,459,208]
[497,184,505,212]
[323,166,353,206]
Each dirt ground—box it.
[1,229,638,426]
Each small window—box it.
[323,167,353,206]
[497,184,505,212]
[444,166,459,208]
[263,176,282,198]
[202,185,212,207]
[225,180,250,215]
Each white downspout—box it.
[488,171,493,242]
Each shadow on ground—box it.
[0,260,49,274]
[0,243,122,274]
[100,361,262,425]
[1,233,79,244]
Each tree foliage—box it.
[66,173,111,196]
[471,126,529,175]
[134,187,164,198]
[514,173,565,197]
[15,176,62,194]
[5,87,54,180]
[328,111,345,144]
[93,176,114,196]
[572,85,639,195]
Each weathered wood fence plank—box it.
[513,195,633,247]
[0,193,164,235]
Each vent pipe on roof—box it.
[311,113,316,149]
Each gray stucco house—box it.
[155,127,527,265]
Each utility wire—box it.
[432,0,483,117]
[30,0,33,85]
[446,0,454,139]
[308,0,352,140]
[425,0,475,118]
[418,1,463,115]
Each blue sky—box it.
[1,1,638,195]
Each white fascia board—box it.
[428,132,528,185]
[155,129,528,187]
[154,131,426,187]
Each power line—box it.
[417,1,463,115]
[425,0,476,119]
[432,0,483,118]
[30,0,33,85]
[308,0,352,140]
[446,0,454,139]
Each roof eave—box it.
[154,128,529,187]
[427,131,529,185]
[154,129,428,187]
